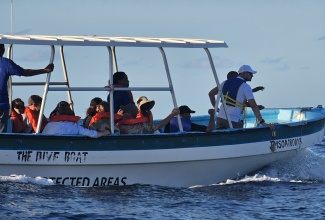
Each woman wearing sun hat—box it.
[135,96,155,123]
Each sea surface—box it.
[1,137,325,220]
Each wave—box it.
[0,174,54,185]
[208,146,325,186]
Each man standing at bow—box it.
[0,44,54,133]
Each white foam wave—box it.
[0,174,54,185]
[207,147,325,186]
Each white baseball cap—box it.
[238,65,257,74]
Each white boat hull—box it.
[1,129,323,187]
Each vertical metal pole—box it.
[107,46,115,134]
[204,48,233,129]
[60,45,74,111]
[159,47,183,132]
[7,44,13,116]
[35,45,55,133]
[10,0,13,36]
[112,46,118,73]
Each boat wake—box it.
[209,145,325,186]
[0,174,54,185]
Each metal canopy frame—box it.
[1,34,231,134]
[0,34,228,48]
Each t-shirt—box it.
[107,91,132,113]
[42,121,98,138]
[0,57,24,109]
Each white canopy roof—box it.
[0,34,228,48]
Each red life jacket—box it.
[24,107,48,132]
[50,115,81,122]
[88,112,122,126]
[11,111,24,133]
[136,110,153,123]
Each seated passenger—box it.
[106,71,134,113]
[164,105,208,133]
[10,98,25,133]
[24,95,48,133]
[42,101,110,138]
[83,97,102,128]
[136,96,155,123]
[116,103,179,134]
[88,101,122,134]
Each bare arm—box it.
[156,108,180,130]
[247,99,273,129]
[208,86,219,107]
[206,109,215,133]
[22,63,54,77]
[252,86,265,93]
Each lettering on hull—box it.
[16,151,88,163]
[270,137,302,152]
[46,176,127,186]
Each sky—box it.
[0,0,324,119]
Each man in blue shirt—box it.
[0,44,54,133]
[107,71,134,113]
[164,105,208,133]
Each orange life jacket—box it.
[88,112,123,126]
[50,115,81,123]
[116,116,149,126]
[136,110,153,123]
[11,111,24,133]
[24,107,48,132]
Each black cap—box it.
[179,105,195,115]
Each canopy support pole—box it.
[159,47,183,132]
[7,44,14,116]
[204,48,233,129]
[36,45,55,133]
[60,45,74,111]
[107,46,116,134]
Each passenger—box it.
[24,95,48,133]
[214,65,273,129]
[116,103,179,134]
[164,105,208,133]
[83,97,102,128]
[208,71,265,108]
[42,101,110,138]
[49,101,74,120]
[10,98,25,133]
[136,96,155,123]
[107,71,134,113]
[0,43,54,133]
[88,101,122,134]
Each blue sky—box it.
[0,0,324,119]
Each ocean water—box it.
[1,137,325,220]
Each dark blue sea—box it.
[1,137,325,220]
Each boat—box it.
[0,34,324,187]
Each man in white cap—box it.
[215,65,273,129]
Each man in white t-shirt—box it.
[216,65,272,129]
